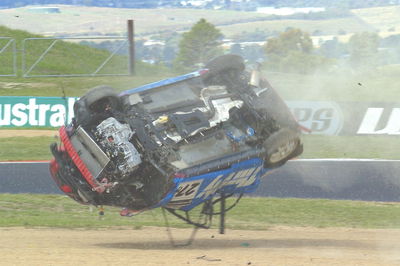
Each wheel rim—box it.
[269,139,298,163]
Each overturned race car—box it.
[50,54,303,228]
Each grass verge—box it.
[1,134,399,161]
[0,136,55,161]
[300,134,400,159]
[0,68,174,97]
[0,194,399,229]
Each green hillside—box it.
[0,26,174,97]
[1,25,131,76]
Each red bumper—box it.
[59,126,105,193]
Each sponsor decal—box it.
[357,108,400,135]
[0,97,77,127]
[287,101,343,135]
[3,96,398,137]
[196,166,261,200]
[167,180,203,208]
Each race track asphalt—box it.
[1,159,399,202]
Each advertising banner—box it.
[287,101,400,136]
[287,101,344,135]
[0,96,77,128]
[1,96,400,135]
[336,102,400,136]
[351,104,400,135]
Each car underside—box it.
[50,54,303,213]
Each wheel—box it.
[263,128,302,168]
[205,54,245,74]
[202,54,245,84]
[73,85,120,126]
[83,85,121,112]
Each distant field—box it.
[0,5,396,39]
[352,6,400,34]
[219,17,374,37]
[0,5,269,37]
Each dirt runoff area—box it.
[0,226,399,266]
[0,130,58,138]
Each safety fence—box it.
[0,37,17,77]
[0,36,130,77]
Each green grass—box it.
[0,25,128,77]
[0,136,55,161]
[0,72,174,97]
[1,134,399,161]
[0,194,399,229]
[300,135,400,159]
[228,197,400,229]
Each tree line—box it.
[160,19,400,74]
[83,18,400,74]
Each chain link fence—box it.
[0,36,131,78]
[0,37,17,77]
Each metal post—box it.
[219,193,226,234]
[127,19,135,75]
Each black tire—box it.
[203,54,245,83]
[263,128,302,168]
[73,85,120,126]
[83,85,121,112]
